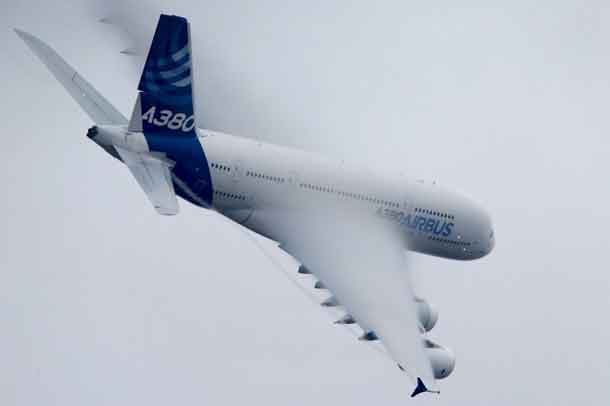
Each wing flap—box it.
[114,146,178,215]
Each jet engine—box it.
[424,339,455,379]
[415,297,439,332]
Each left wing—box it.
[114,146,179,215]
[252,209,438,397]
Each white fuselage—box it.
[197,130,494,260]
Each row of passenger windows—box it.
[429,236,471,246]
[247,171,285,183]
[211,162,231,172]
[415,207,454,220]
[213,163,399,210]
[214,190,246,201]
[299,183,400,208]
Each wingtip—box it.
[14,28,35,44]
[410,377,440,398]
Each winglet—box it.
[410,378,430,398]
[410,377,440,398]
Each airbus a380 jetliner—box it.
[17,14,494,397]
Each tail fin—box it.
[129,15,196,135]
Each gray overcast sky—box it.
[1,1,609,405]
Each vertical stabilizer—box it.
[128,14,214,207]
[131,15,196,136]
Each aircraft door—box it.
[225,159,254,224]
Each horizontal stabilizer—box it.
[114,146,179,215]
[15,29,127,125]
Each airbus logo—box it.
[379,208,454,237]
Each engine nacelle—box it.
[424,340,456,379]
[415,298,439,332]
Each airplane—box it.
[16,14,494,398]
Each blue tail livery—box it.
[131,14,196,135]
[128,14,214,207]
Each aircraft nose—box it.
[476,205,495,257]
[488,228,495,254]
[482,205,495,256]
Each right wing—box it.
[114,146,179,215]
[15,29,128,125]
[252,208,438,396]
